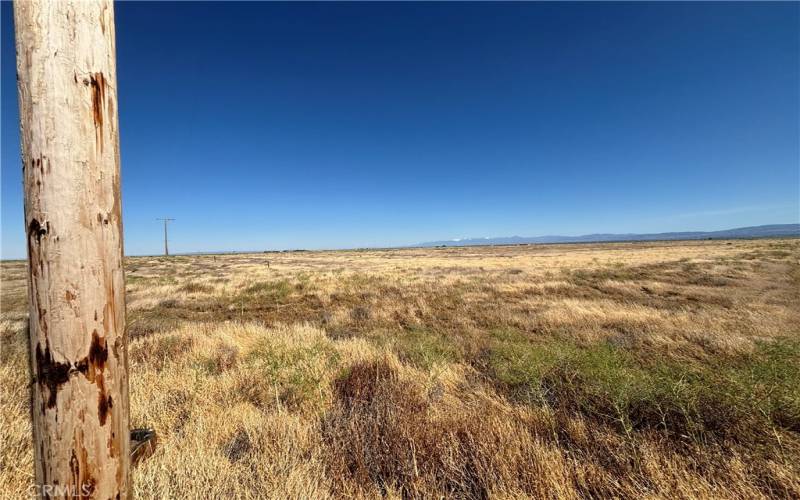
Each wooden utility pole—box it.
[14,1,131,498]
[157,218,174,256]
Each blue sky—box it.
[2,2,798,258]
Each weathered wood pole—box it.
[157,218,174,256]
[14,0,131,498]
[163,220,168,256]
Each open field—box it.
[2,238,799,498]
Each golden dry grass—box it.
[1,238,799,498]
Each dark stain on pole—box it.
[34,330,110,417]
[34,341,71,409]
[90,72,105,153]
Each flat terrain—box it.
[2,239,799,498]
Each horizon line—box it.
[2,222,798,261]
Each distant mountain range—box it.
[417,224,800,247]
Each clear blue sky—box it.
[2,2,798,258]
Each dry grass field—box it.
[1,238,799,498]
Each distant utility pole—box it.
[157,218,175,256]
[14,0,131,497]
